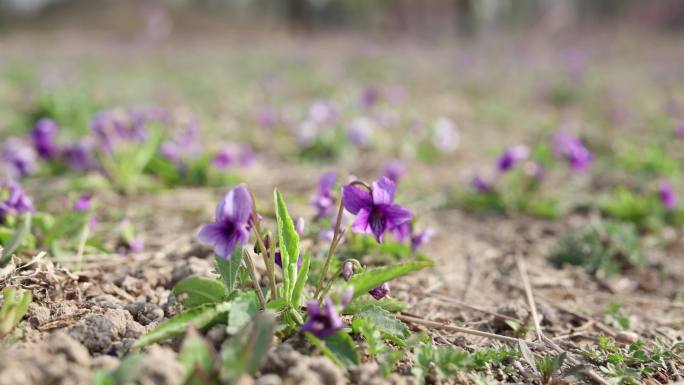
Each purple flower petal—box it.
[342,184,372,214]
[380,203,413,230]
[221,184,252,224]
[371,177,396,205]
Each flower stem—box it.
[249,193,278,300]
[315,199,345,298]
[242,248,267,310]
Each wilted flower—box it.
[347,117,376,148]
[31,118,59,159]
[659,180,677,210]
[383,160,406,184]
[369,282,390,300]
[471,175,494,193]
[311,171,337,219]
[72,194,92,212]
[0,180,34,222]
[2,137,37,178]
[300,296,347,338]
[497,145,529,172]
[342,177,413,243]
[551,131,592,172]
[198,184,253,260]
[432,117,459,154]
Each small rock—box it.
[68,314,118,353]
[48,332,91,366]
[90,294,124,309]
[27,303,50,327]
[256,374,282,385]
[162,291,183,318]
[51,301,79,319]
[105,308,129,337]
[138,346,185,385]
[125,302,164,325]
[91,355,120,371]
[125,320,146,338]
[615,331,639,344]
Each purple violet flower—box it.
[659,180,677,210]
[411,228,434,253]
[347,117,376,148]
[308,100,337,125]
[551,131,592,172]
[2,137,37,178]
[369,282,390,300]
[342,177,413,243]
[256,107,279,129]
[198,184,253,260]
[72,194,92,212]
[360,86,380,109]
[295,217,305,236]
[0,180,34,222]
[300,298,345,338]
[675,122,684,140]
[128,237,145,253]
[238,144,255,167]
[311,171,337,219]
[497,145,529,172]
[31,118,59,159]
[383,160,406,184]
[64,139,95,170]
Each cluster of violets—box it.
[197,168,430,338]
[470,130,592,194]
[263,88,459,156]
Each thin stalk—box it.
[75,220,91,272]
[249,193,278,300]
[242,248,267,310]
[315,199,345,297]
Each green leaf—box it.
[173,277,226,308]
[134,302,231,349]
[274,189,299,302]
[179,327,215,382]
[342,298,408,315]
[306,331,359,369]
[291,250,311,308]
[215,249,243,294]
[226,292,259,334]
[352,306,409,341]
[0,287,32,336]
[346,260,433,299]
[220,312,275,385]
[0,212,32,266]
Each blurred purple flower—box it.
[295,120,320,146]
[128,237,145,253]
[2,137,37,178]
[295,217,305,236]
[383,160,406,184]
[212,147,235,170]
[411,227,434,253]
[238,144,255,167]
[72,194,92,212]
[390,222,410,243]
[256,107,279,129]
[64,139,95,170]
[551,131,592,172]
[342,177,413,243]
[300,298,345,338]
[369,282,390,300]
[360,86,380,109]
[497,145,529,172]
[675,122,684,139]
[659,180,677,210]
[160,120,202,164]
[31,118,59,159]
[471,175,493,193]
[308,100,337,125]
[198,184,253,260]
[311,171,337,219]
[0,180,34,222]
[348,117,376,148]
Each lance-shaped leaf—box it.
[345,260,432,299]
[291,250,311,309]
[220,312,276,384]
[0,287,32,336]
[179,327,215,384]
[0,213,32,267]
[274,189,299,301]
[352,305,409,341]
[215,249,243,294]
[134,302,231,349]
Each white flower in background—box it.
[432,116,460,154]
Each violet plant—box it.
[135,177,432,370]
